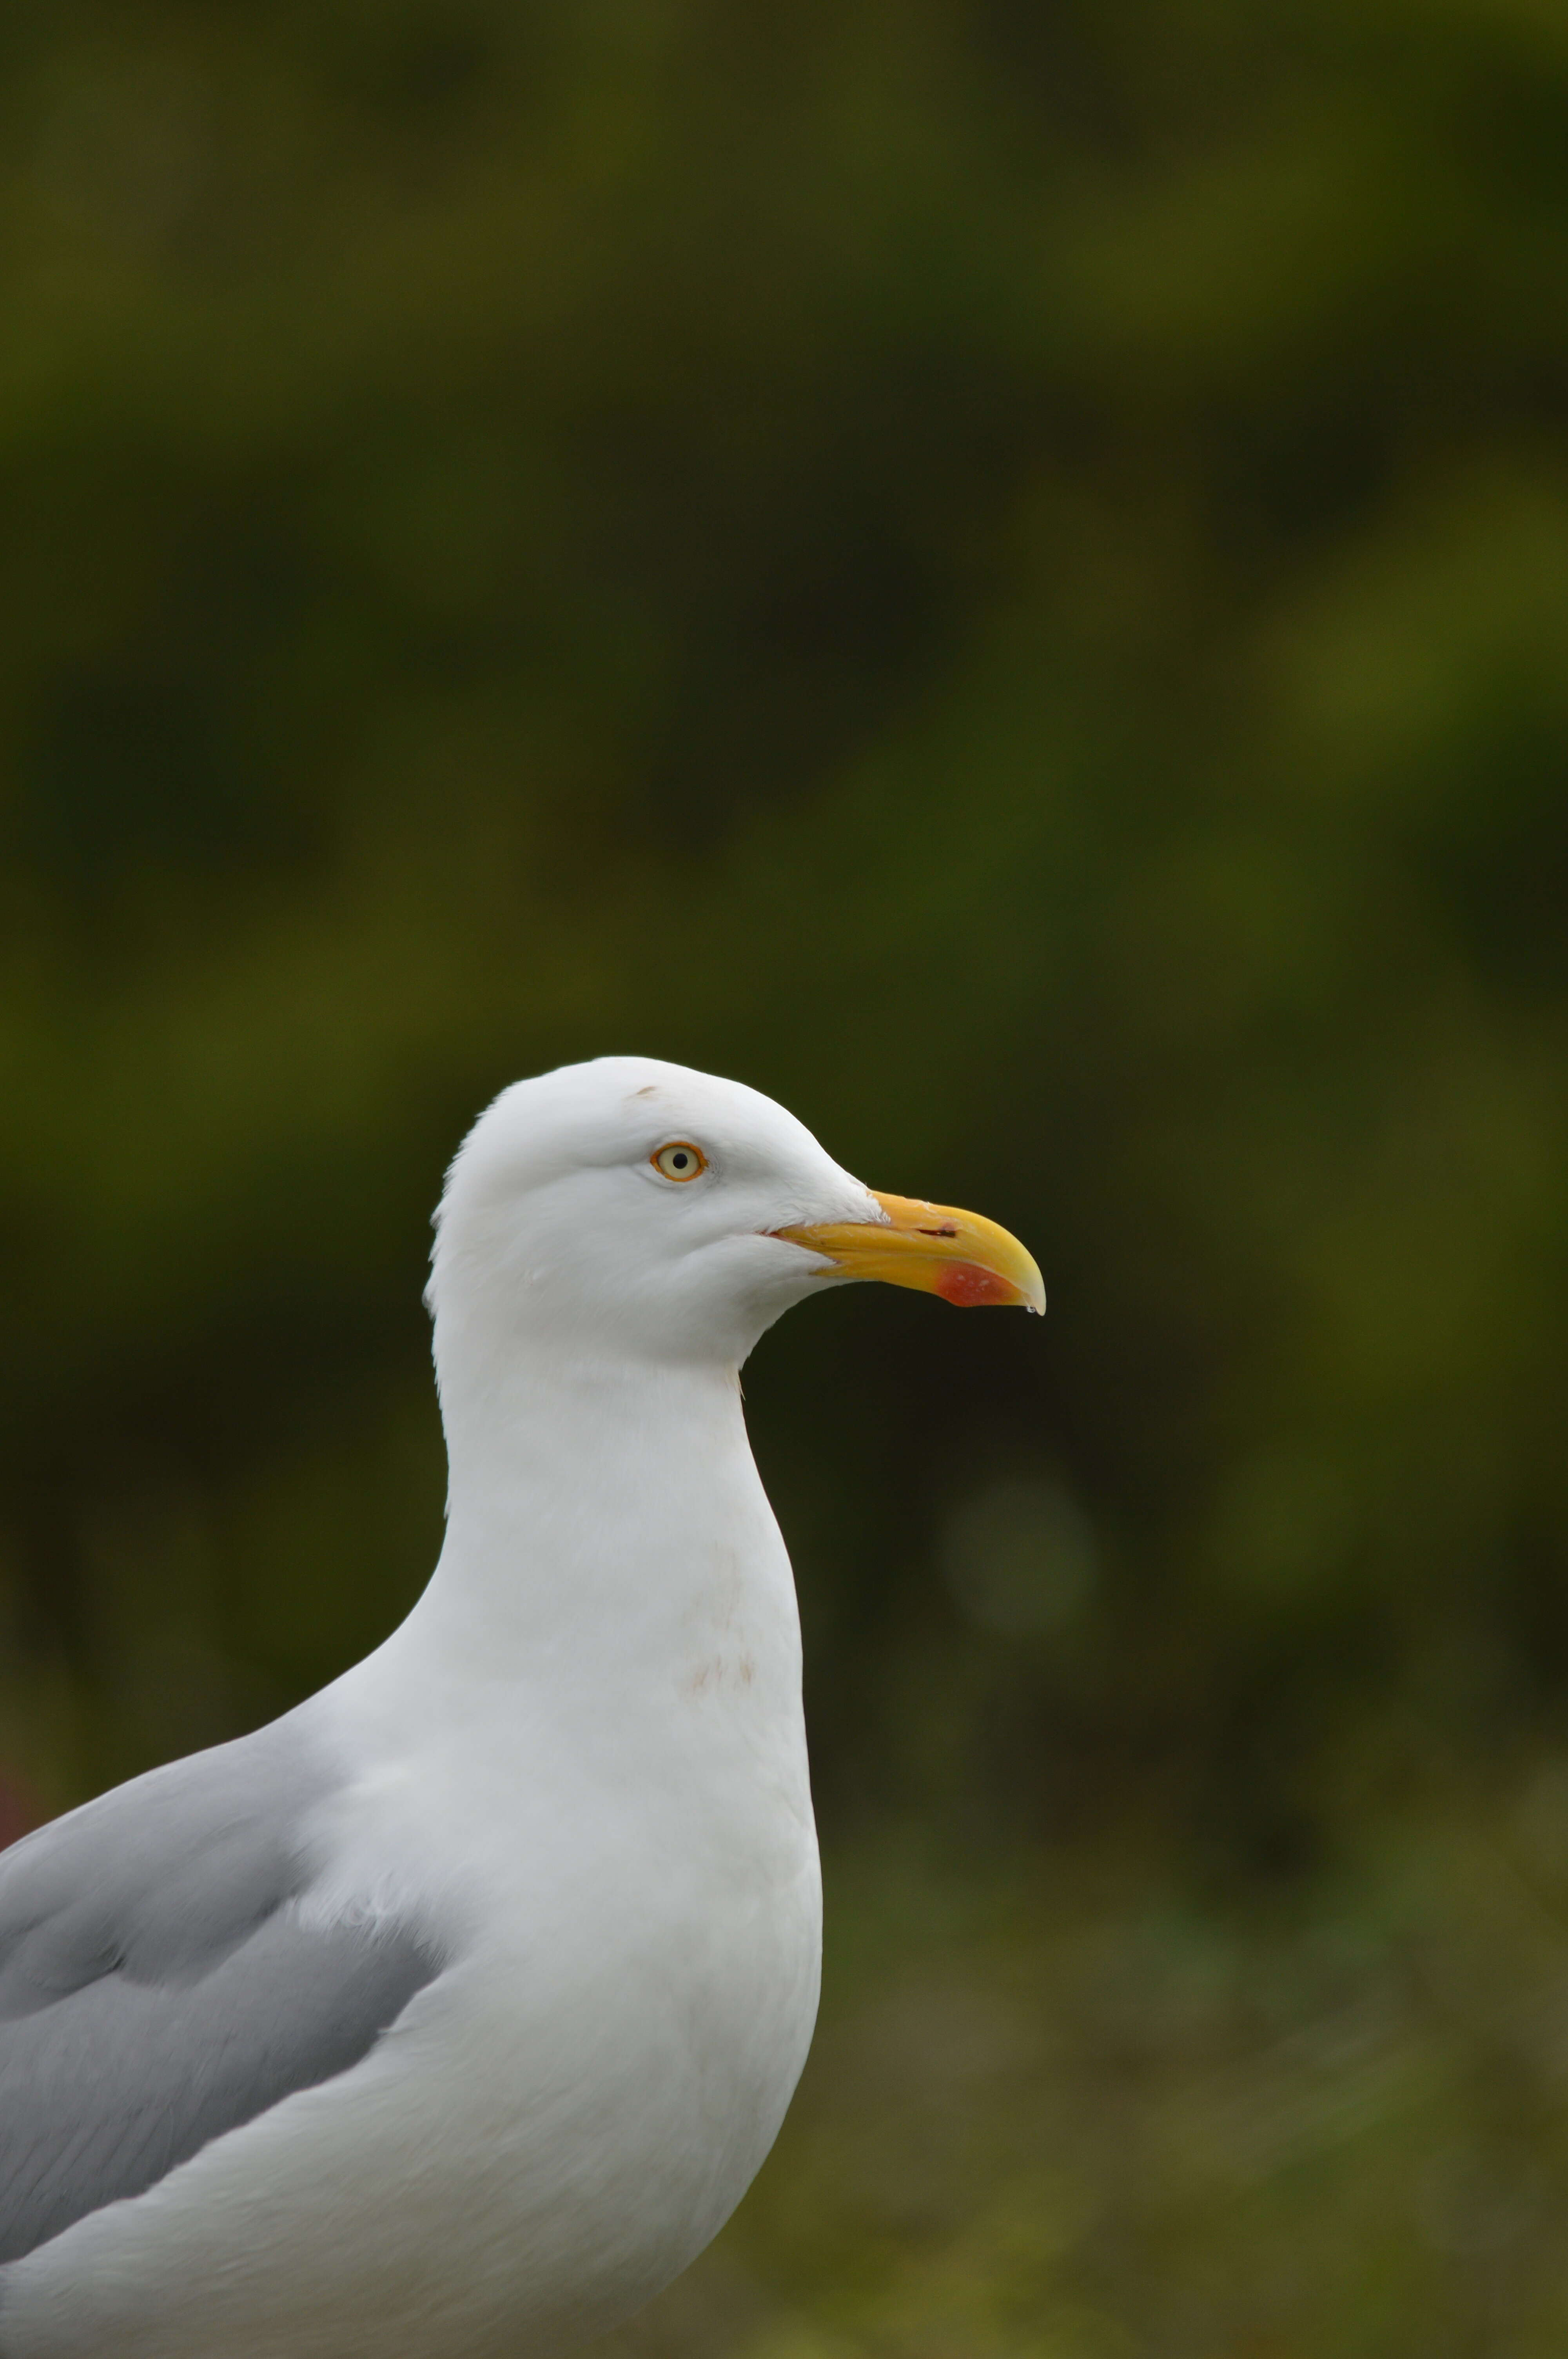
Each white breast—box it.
[1,1370,821,2359]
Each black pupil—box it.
[671,1152,688,1169]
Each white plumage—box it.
[0,1057,1041,2358]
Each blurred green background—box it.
[3,2,1568,2349]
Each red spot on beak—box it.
[933,1261,1019,1308]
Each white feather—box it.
[0,1057,877,2357]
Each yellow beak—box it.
[773,1191,1045,1314]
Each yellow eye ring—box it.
[652,1140,707,1182]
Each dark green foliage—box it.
[2,13,1568,2335]
[3,14,1565,2340]
[2,0,1566,1839]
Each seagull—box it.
[0,1058,1042,2359]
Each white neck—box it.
[371,1334,802,1767]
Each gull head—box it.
[428,1055,1043,1373]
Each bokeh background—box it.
[3,3,1568,2350]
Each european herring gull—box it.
[0,1056,1042,2359]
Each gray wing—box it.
[0,1719,442,2265]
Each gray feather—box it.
[0,1721,442,2265]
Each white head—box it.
[429,1056,883,1374]
[428,1056,1044,1388]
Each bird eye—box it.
[652,1140,707,1181]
